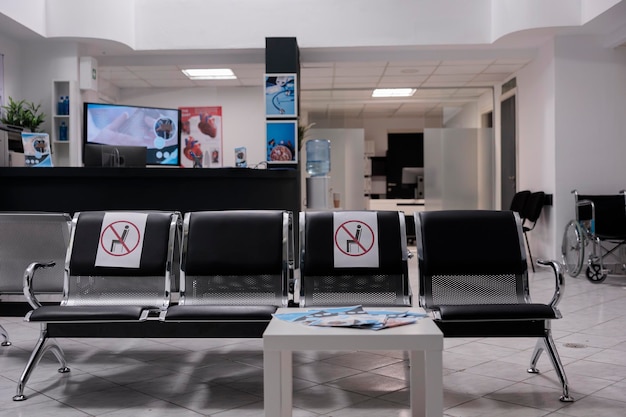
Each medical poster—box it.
[266,120,297,164]
[21,132,53,167]
[180,106,223,168]
[265,73,297,117]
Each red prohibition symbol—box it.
[100,220,141,256]
[334,220,375,256]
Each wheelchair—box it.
[561,190,626,283]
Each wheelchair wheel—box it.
[585,261,607,283]
[562,220,584,277]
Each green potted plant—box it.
[1,97,46,132]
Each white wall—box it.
[516,39,557,260]
[3,0,617,52]
[516,33,626,261]
[554,35,626,254]
[443,102,479,128]
[0,33,20,106]
[120,86,265,167]
[18,41,79,134]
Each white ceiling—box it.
[3,0,626,121]
[98,57,529,120]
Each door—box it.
[386,133,424,199]
[500,95,516,209]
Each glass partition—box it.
[424,128,494,210]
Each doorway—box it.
[500,94,516,209]
[386,133,424,199]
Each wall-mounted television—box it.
[83,102,180,166]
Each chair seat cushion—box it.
[164,305,277,321]
[435,303,558,321]
[27,305,148,322]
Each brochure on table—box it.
[273,305,427,330]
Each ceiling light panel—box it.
[372,88,416,97]
[182,68,236,80]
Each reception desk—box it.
[0,167,300,214]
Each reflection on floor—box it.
[1,253,626,417]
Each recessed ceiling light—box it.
[372,88,416,97]
[181,68,236,80]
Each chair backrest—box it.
[509,190,531,215]
[575,192,626,237]
[64,211,180,309]
[415,210,529,309]
[299,210,411,307]
[0,212,71,295]
[522,191,545,224]
[179,210,290,307]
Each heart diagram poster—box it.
[180,106,223,168]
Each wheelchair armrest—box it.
[537,259,564,308]
[23,261,57,310]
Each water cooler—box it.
[305,139,331,209]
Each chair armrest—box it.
[537,259,564,308]
[23,261,57,309]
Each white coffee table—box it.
[263,307,443,417]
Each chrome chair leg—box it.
[527,338,544,374]
[543,333,574,402]
[13,325,70,401]
[0,324,10,346]
[527,335,574,402]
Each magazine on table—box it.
[273,305,427,330]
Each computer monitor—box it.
[401,167,425,199]
[83,102,180,166]
[83,143,147,168]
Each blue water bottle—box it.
[63,96,70,115]
[59,121,68,141]
[57,96,65,115]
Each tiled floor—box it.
[1,254,626,416]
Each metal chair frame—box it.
[0,212,71,346]
[13,210,180,401]
[415,209,573,402]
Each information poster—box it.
[180,106,223,168]
[21,132,53,167]
[265,74,297,117]
[266,120,297,164]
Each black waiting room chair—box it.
[13,210,180,401]
[0,212,71,347]
[298,210,412,307]
[161,210,291,332]
[415,209,573,402]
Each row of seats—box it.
[3,209,412,401]
[0,209,571,403]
